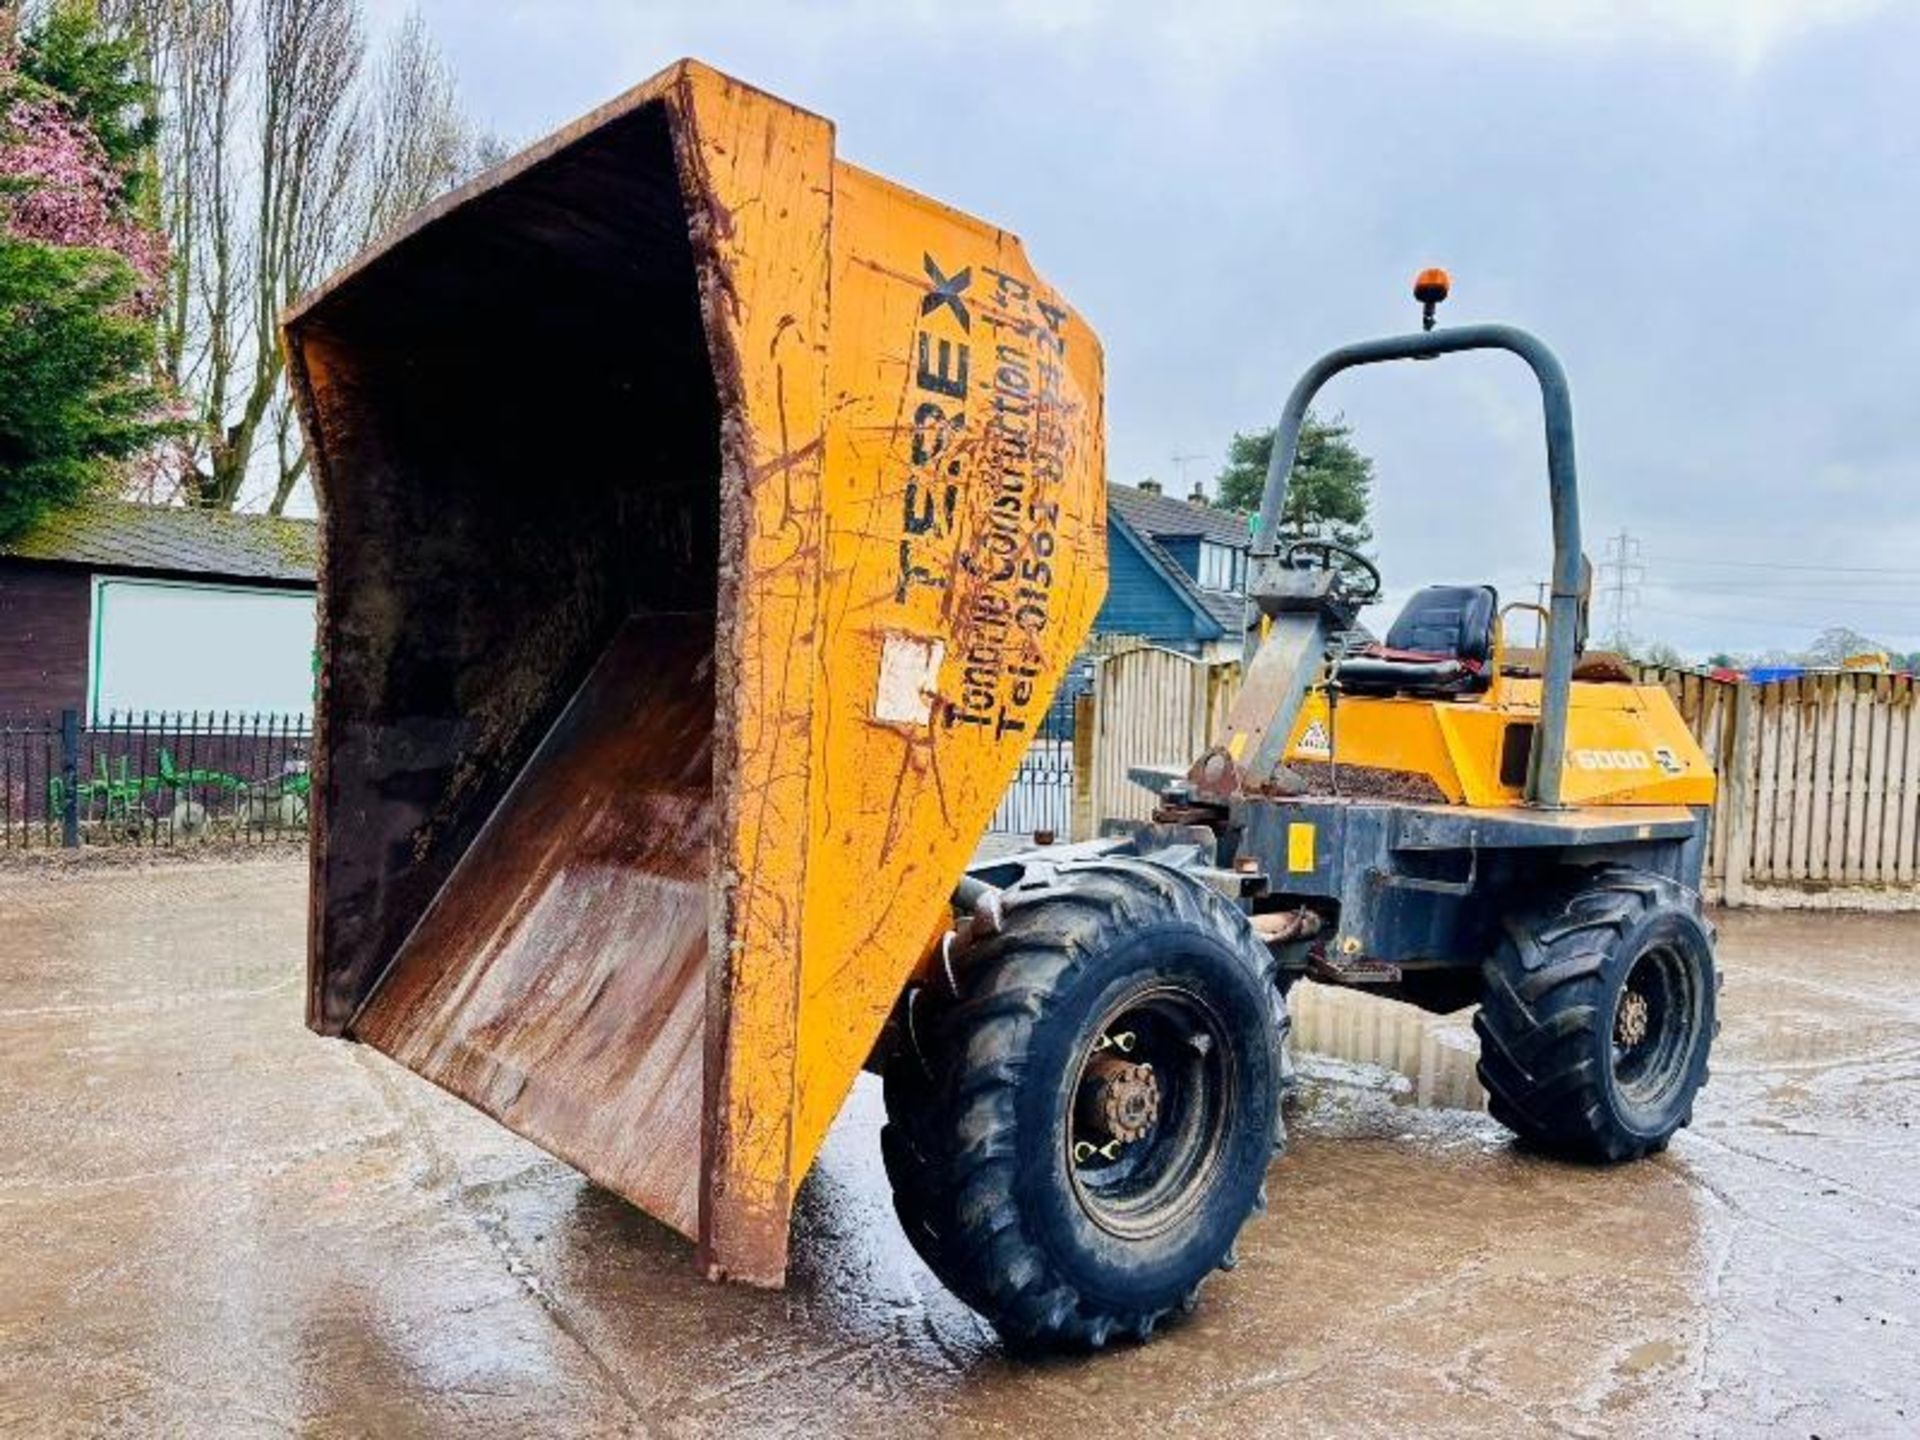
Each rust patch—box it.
[1287,760,1450,805]
[354,615,718,1238]
[289,94,722,1038]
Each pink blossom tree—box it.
[0,88,166,305]
[1,5,175,537]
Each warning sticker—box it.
[1296,719,1332,758]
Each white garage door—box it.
[89,578,317,722]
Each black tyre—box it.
[1475,865,1717,1162]
[881,858,1280,1350]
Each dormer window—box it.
[1197,541,1244,591]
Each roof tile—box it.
[1,500,316,584]
[1109,483,1252,546]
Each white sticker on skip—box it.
[874,633,945,726]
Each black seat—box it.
[1335,584,1498,697]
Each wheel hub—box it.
[1066,986,1234,1241]
[1080,1056,1161,1144]
[1615,988,1651,1049]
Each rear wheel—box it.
[881,858,1279,1350]
[1475,866,1717,1161]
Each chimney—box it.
[1137,478,1161,494]
[1188,484,1208,506]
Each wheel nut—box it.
[1616,990,1651,1048]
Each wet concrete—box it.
[2,859,1915,1437]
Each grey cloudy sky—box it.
[378,0,1919,657]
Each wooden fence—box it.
[1644,668,1920,904]
[1078,648,1920,908]
[1085,646,1239,832]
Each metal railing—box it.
[988,673,1084,839]
[1,709,312,849]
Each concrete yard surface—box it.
[2,859,1916,1437]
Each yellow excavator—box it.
[287,61,1719,1352]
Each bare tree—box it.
[245,0,365,513]
[1805,626,1887,667]
[260,7,499,512]
[102,0,490,514]
[360,10,469,242]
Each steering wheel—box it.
[1283,539,1383,603]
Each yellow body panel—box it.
[1286,677,1716,807]
[791,162,1106,1183]
[539,65,1109,1277]
[1287,822,1317,872]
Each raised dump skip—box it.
[284,61,1106,1285]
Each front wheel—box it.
[882,858,1280,1350]
[1475,866,1717,1161]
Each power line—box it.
[1628,544,1920,648]
[1647,555,1918,576]
[1656,568,1920,587]
[1636,603,1920,643]
[1646,587,1920,611]
[1636,605,1825,631]
[1657,580,1920,594]
[1652,577,1920,593]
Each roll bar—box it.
[1252,324,1581,807]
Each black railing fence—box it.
[987,672,1084,839]
[1,709,311,849]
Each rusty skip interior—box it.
[290,97,734,1235]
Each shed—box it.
[0,500,318,719]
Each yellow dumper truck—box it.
[288,61,1720,1351]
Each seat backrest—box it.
[1384,585,1498,663]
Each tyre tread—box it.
[1474,864,1713,1162]
[882,857,1273,1349]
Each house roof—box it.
[1192,585,1248,634]
[1107,511,1230,642]
[1105,482,1378,650]
[1109,483,1252,547]
[1107,484,1254,640]
[0,499,317,584]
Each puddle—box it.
[1618,1340,1682,1375]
